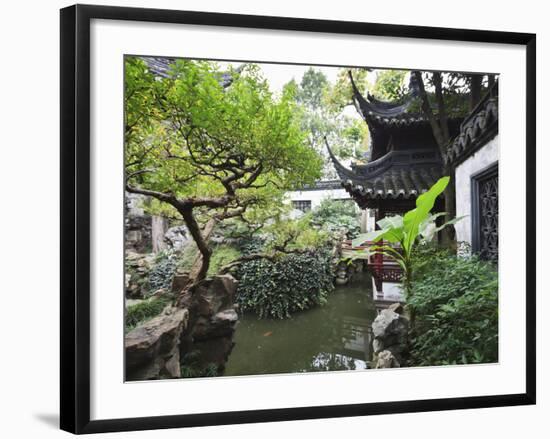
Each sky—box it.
[218,60,348,94]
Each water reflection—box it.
[223,273,376,377]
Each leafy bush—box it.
[311,198,360,238]
[237,235,267,255]
[235,251,334,319]
[177,242,242,276]
[180,362,219,378]
[149,250,178,292]
[177,242,199,272]
[407,246,498,366]
[207,245,242,275]
[125,296,170,332]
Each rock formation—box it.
[179,275,239,375]
[372,304,409,367]
[125,274,239,380]
[125,306,189,380]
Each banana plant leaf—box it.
[402,176,450,253]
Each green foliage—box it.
[125,297,170,332]
[264,214,330,252]
[296,68,329,109]
[180,351,220,378]
[177,242,242,276]
[149,250,178,291]
[125,57,323,264]
[322,68,370,112]
[177,242,198,272]
[236,234,267,256]
[371,70,407,101]
[405,72,484,118]
[203,363,220,377]
[283,67,370,176]
[352,177,453,298]
[235,251,334,319]
[207,245,242,275]
[126,58,322,196]
[311,198,360,239]
[407,246,498,365]
[331,118,370,161]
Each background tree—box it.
[296,67,328,109]
[323,68,370,111]
[283,68,370,178]
[125,57,322,289]
[412,71,493,246]
[370,69,407,101]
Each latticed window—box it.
[292,200,312,212]
[472,163,498,263]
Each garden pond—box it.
[224,273,377,376]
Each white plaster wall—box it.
[455,136,499,245]
[285,188,376,230]
[285,187,350,209]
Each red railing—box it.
[342,239,403,294]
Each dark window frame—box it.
[471,161,499,261]
[292,200,312,212]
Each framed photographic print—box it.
[60,4,536,434]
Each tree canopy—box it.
[125,57,323,282]
[370,69,407,101]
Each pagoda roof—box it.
[445,82,499,166]
[326,139,443,207]
[349,71,428,128]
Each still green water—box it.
[224,273,377,376]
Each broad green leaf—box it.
[351,230,385,247]
[424,212,448,223]
[402,176,450,253]
[377,215,404,229]
[371,245,404,262]
[370,248,407,270]
[382,227,404,243]
[418,212,447,240]
[376,215,404,243]
[431,215,467,234]
[419,215,466,241]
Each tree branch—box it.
[433,72,450,144]
[412,71,447,155]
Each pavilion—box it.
[326,72,462,222]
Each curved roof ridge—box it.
[324,137,357,182]
[348,70,419,119]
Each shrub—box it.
[235,250,334,319]
[125,296,170,332]
[176,243,241,276]
[407,246,498,366]
[207,245,242,275]
[149,250,178,292]
[237,235,267,255]
[177,242,198,272]
[311,198,360,238]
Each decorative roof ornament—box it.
[325,138,443,207]
[348,70,426,127]
[445,82,499,166]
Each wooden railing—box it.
[341,239,404,295]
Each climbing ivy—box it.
[149,250,178,292]
[235,251,334,319]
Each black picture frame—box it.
[60,4,536,434]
